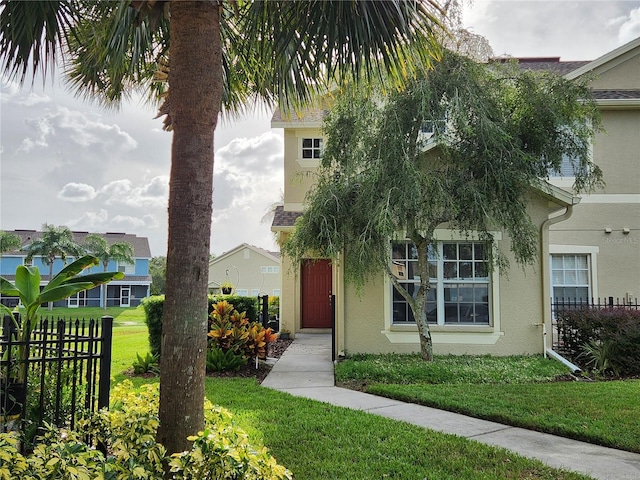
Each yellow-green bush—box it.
[0,380,291,480]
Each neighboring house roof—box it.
[210,243,281,265]
[3,230,152,258]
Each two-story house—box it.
[270,37,640,357]
[208,243,281,297]
[0,230,152,308]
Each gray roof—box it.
[591,89,640,100]
[2,230,152,258]
[271,205,303,228]
[505,58,591,75]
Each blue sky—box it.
[1,1,639,257]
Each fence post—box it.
[98,316,113,410]
[331,294,336,362]
[259,295,269,328]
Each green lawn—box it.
[41,306,147,325]
[104,327,630,478]
[336,353,640,453]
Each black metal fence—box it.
[551,296,640,358]
[1,314,112,437]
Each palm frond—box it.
[0,0,81,82]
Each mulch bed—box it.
[127,338,294,383]
[205,338,294,384]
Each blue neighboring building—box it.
[0,230,152,308]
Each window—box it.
[236,289,248,296]
[391,241,490,325]
[261,266,280,274]
[272,289,281,296]
[117,261,135,274]
[551,254,591,302]
[301,138,323,159]
[251,289,260,296]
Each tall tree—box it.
[24,224,85,310]
[284,51,603,361]
[149,256,166,295]
[83,234,134,308]
[0,0,447,456]
[0,231,21,257]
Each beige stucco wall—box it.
[208,246,281,296]
[549,50,640,304]
[588,48,640,90]
[339,196,554,356]
[282,128,323,207]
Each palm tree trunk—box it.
[157,1,222,458]
[48,262,54,311]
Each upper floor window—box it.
[261,266,280,274]
[302,138,323,159]
[391,241,490,326]
[117,261,135,274]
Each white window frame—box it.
[391,241,492,326]
[382,230,503,346]
[549,245,599,303]
[296,131,324,168]
[261,266,280,274]
[117,260,135,274]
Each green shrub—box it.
[0,380,292,479]
[208,301,278,364]
[268,296,279,318]
[141,294,164,357]
[206,346,248,372]
[142,294,260,361]
[132,352,160,375]
[208,294,259,322]
[557,307,640,375]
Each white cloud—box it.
[99,176,168,208]
[67,209,109,229]
[618,7,640,44]
[58,182,97,202]
[111,215,147,228]
[99,179,133,202]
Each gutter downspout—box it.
[539,198,580,358]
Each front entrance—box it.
[301,259,332,328]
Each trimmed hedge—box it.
[142,295,259,358]
[556,307,640,375]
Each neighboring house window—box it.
[251,289,260,296]
[272,289,281,296]
[301,138,323,159]
[551,254,591,302]
[117,261,135,274]
[391,241,490,325]
[261,266,280,274]
[236,289,248,296]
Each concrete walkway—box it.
[262,333,640,480]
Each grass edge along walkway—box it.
[204,377,593,480]
[336,353,640,454]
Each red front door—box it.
[301,259,332,328]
